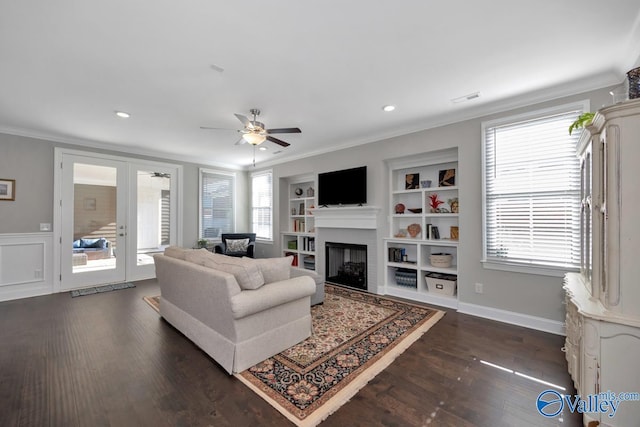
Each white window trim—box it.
[251,169,273,242]
[480,100,589,276]
[199,168,236,241]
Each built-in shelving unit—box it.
[384,148,459,309]
[281,177,316,270]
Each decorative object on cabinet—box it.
[298,203,305,215]
[294,187,303,196]
[428,193,445,212]
[628,66,640,99]
[407,223,422,238]
[306,187,314,197]
[0,178,16,201]
[425,273,457,296]
[405,173,419,189]
[568,112,595,135]
[448,198,459,213]
[450,226,459,240]
[407,208,422,214]
[395,203,406,214]
[430,253,452,268]
[420,180,432,188]
[394,229,407,238]
[395,268,418,288]
[438,169,455,186]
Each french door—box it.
[56,150,181,290]
[60,155,127,289]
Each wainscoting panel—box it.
[0,233,53,302]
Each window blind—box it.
[483,109,582,270]
[252,171,273,240]
[200,170,235,238]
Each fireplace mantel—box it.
[311,206,380,229]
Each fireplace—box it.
[325,242,367,290]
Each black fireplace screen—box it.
[325,242,367,290]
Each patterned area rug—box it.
[236,285,444,427]
[142,286,444,426]
[143,295,160,312]
[70,282,135,297]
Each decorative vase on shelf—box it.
[628,67,640,99]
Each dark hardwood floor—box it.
[0,280,582,426]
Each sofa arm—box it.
[290,267,324,305]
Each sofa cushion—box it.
[247,256,293,284]
[186,250,265,290]
[225,238,249,255]
[164,246,193,260]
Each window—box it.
[251,170,273,241]
[482,103,585,275]
[199,169,235,239]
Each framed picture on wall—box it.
[439,169,456,186]
[0,179,15,201]
[84,198,97,210]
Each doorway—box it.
[55,149,182,291]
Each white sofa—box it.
[154,248,319,374]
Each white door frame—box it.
[53,148,183,292]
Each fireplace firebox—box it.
[325,242,367,290]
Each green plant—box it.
[197,239,208,248]
[568,112,595,135]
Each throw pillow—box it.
[247,256,293,284]
[225,238,250,254]
[203,256,265,290]
[185,250,265,290]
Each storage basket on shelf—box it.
[395,268,417,288]
[425,272,457,296]
[429,253,452,268]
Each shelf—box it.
[387,261,418,270]
[387,149,459,310]
[392,186,458,195]
[385,237,459,247]
[281,231,314,237]
[423,213,459,218]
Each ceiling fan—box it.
[201,108,301,147]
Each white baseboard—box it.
[458,302,565,335]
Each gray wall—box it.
[0,134,248,246]
[256,85,615,322]
[0,84,614,322]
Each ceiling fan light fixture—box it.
[243,132,266,145]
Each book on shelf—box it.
[285,251,298,266]
[293,219,306,232]
[302,236,316,252]
[388,247,407,263]
[426,224,440,239]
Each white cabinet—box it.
[384,148,459,309]
[564,99,640,426]
[281,178,316,270]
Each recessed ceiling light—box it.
[115,111,130,118]
[259,146,268,151]
[382,105,396,112]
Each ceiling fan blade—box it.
[234,113,252,128]
[267,127,301,134]
[200,126,238,131]
[266,136,290,147]
[235,136,247,145]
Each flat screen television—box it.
[318,166,367,206]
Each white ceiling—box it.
[1,1,639,169]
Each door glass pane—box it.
[137,171,171,266]
[72,163,117,273]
